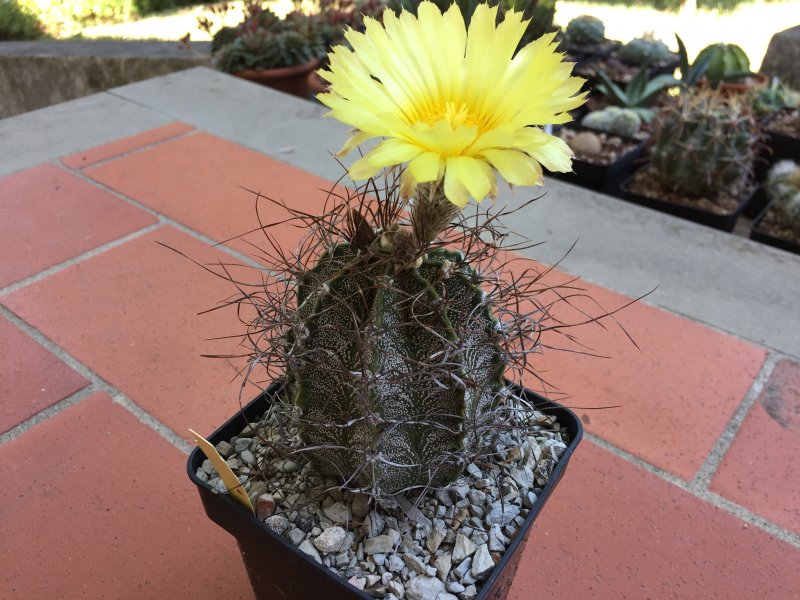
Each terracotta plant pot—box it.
[234,59,320,99]
[308,71,330,96]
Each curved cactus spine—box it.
[289,226,504,494]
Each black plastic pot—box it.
[551,126,645,197]
[750,205,800,255]
[763,109,800,165]
[620,170,755,232]
[744,185,769,219]
[188,380,583,600]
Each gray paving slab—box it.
[109,66,353,181]
[0,91,170,176]
[10,67,800,358]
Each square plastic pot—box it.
[750,204,800,255]
[620,169,756,232]
[187,380,583,600]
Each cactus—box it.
[618,36,671,66]
[582,107,642,137]
[564,15,605,46]
[649,90,759,197]
[764,160,800,221]
[753,78,800,116]
[567,130,602,155]
[694,43,751,88]
[287,200,504,494]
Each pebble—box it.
[288,528,305,546]
[214,440,233,458]
[386,580,406,598]
[451,534,478,563]
[323,501,352,524]
[447,581,465,594]
[406,575,445,600]
[388,554,405,572]
[509,466,534,489]
[434,554,451,580]
[452,557,472,581]
[426,527,446,553]
[488,525,508,552]
[347,576,365,590]
[362,511,385,538]
[466,463,483,478]
[265,515,290,535]
[298,539,322,563]
[364,535,394,555]
[486,501,520,526]
[403,552,428,575]
[313,526,347,554]
[436,594,459,600]
[200,459,214,476]
[256,493,276,520]
[470,544,495,581]
[463,584,478,598]
[233,437,252,453]
[352,493,370,518]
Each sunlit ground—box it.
[77,0,797,70]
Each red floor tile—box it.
[710,358,800,534]
[505,260,766,481]
[0,316,87,432]
[2,226,263,439]
[509,441,800,599]
[0,164,157,288]
[0,392,253,599]
[83,132,340,258]
[61,122,195,169]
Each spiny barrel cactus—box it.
[582,106,642,137]
[287,213,504,494]
[564,15,605,46]
[618,36,672,66]
[649,90,759,197]
[765,160,800,221]
[694,43,750,88]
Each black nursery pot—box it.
[750,205,800,255]
[620,170,756,232]
[188,380,584,600]
[550,127,645,197]
[763,109,800,165]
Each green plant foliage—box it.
[617,36,672,66]
[694,42,751,88]
[289,242,504,493]
[582,106,642,136]
[752,78,800,116]
[595,66,678,122]
[649,90,759,197]
[674,34,713,89]
[564,14,604,45]
[0,0,46,40]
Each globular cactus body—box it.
[765,160,800,221]
[649,91,758,197]
[695,43,750,88]
[582,107,641,137]
[289,244,504,494]
[618,36,671,66]
[564,15,604,46]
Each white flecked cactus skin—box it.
[287,244,505,495]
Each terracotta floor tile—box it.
[2,226,264,439]
[503,259,766,481]
[0,164,157,288]
[0,316,87,432]
[83,132,340,258]
[509,441,800,599]
[61,122,195,169]
[710,358,800,534]
[0,392,252,598]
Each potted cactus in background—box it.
[751,160,800,254]
[209,2,325,98]
[577,34,678,86]
[560,14,618,58]
[693,42,763,94]
[622,89,760,231]
[186,3,612,599]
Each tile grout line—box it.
[63,127,198,172]
[691,352,781,490]
[0,305,191,454]
[585,432,800,549]
[0,222,162,297]
[61,163,271,273]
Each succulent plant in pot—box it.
[622,89,761,231]
[185,3,626,599]
[211,2,325,98]
[751,160,800,253]
[693,42,759,93]
[561,14,617,56]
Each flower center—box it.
[423,101,478,129]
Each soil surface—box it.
[756,206,800,245]
[766,109,800,139]
[627,166,753,215]
[559,128,640,166]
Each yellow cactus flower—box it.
[317,1,586,208]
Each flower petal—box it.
[481,149,543,187]
[513,128,574,173]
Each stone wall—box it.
[0,40,211,119]
[761,25,800,89]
